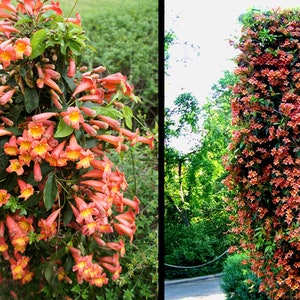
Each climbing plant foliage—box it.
[224,8,300,300]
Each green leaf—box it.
[24,88,39,113]
[30,29,48,58]
[44,173,57,211]
[63,204,73,225]
[44,263,55,284]
[68,40,82,56]
[122,106,133,129]
[54,118,74,138]
[92,106,123,119]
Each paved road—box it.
[164,274,226,300]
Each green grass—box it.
[10,0,152,19]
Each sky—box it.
[165,0,300,153]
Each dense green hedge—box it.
[82,0,158,128]
[221,253,269,300]
[164,222,228,279]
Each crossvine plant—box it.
[0,0,154,298]
[224,7,300,300]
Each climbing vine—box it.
[224,8,300,299]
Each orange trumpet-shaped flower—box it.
[0,41,15,68]
[137,134,155,150]
[11,235,29,253]
[61,107,84,130]
[76,149,94,169]
[17,130,32,153]
[38,208,61,241]
[43,1,63,15]
[115,210,135,227]
[0,0,17,13]
[57,266,72,284]
[6,215,21,236]
[113,222,136,243]
[28,122,45,139]
[74,195,99,224]
[30,138,52,159]
[0,127,12,136]
[4,135,18,156]
[67,56,76,78]
[0,220,4,237]
[15,215,34,233]
[0,88,15,105]
[99,72,134,96]
[14,37,31,59]
[33,161,42,182]
[106,239,125,257]
[80,106,96,117]
[122,196,140,215]
[61,134,82,161]
[96,134,124,153]
[1,115,13,126]
[0,221,9,258]
[10,255,29,280]
[97,115,121,129]
[17,179,34,201]
[32,112,58,122]
[49,88,63,109]
[72,75,95,97]
[6,159,24,176]
[64,12,81,26]
[81,122,97,136]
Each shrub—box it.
[81,0,158,128]
[221,253,269,300]
[164,222,228,279]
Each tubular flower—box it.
[99,72,134,96]
[62,134,82,161]
[137,134,155,150]
[0,189,10,207]
[0,41,15,68]
[67,56,76,78]
[68,246,108,286]
[61,107,84,130]
[76,149,94,169]
[4,135,18,156]
[57,266,72,284]
[64,12,81,25]
[6,159,24,175]
[30,138,52,159]
[98,254,121,281]
[113,222,136,243]
[74,195,99,224]
[13,38,31,59]
[33,161,42,182]
[27,122,45,139]
[17,179,34,201]
[38,208,61,241]
[0,87,15,105]
[96,134,124,153]
[106,239,125,257]
[16,130,32,154]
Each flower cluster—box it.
[0,0,154,296]
[224,8,300,300]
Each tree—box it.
[164,72,237,279]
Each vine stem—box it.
[65,0,79,22]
